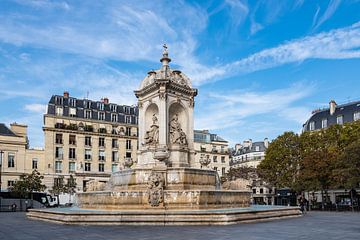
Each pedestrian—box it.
[299,198,305,214]
[11,203,17,212]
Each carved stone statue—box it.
[144,114,159,145]
[199,155,211,168]
[169,114,187,145]
[147,172,164,207]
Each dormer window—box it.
[69,108,76,117]
[321,118,328,128]
[55,106,63,116]
[125,116,131,124]
[84,100,91,109]
[255,146,260,151]
[354,111,360,121]
[125,106,130,114]
[98,103,104,111]
[99,112,105,121]
[69,98,76,107]
[336,115,343,125]
[55,96,63,105]
[110,104,117,112]
[111,113,118,122]
[84,110,92,119]
[309,121,315,131]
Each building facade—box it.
[303,99,360,131]
[0,123,44,191]
[193,130,229,178]
[43,92,138,192]
[230,138,273,205]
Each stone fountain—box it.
[27,45,301,225]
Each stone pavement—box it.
[0,211,359,240]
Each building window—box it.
[7,153,15,168]
[99,112,105,121]
[69,107,76,117]
[309,121,315,131]
[99,137,105,147]
[212,146,217,152]
[55,106,63,116]
[354,111,360,121]
[255,146,260,151]
[84,100,91,109]
[112,139,118,148]
[55,133,63,144]
[85,149,92,160]
[69,135,76,145]
[126,140,131,150]
[98,163,105,172]
[214,167,218,171]
[69,148,76,159]
[85,163,91,172]
[321,118,328,128]
[125,116,131,124]
[111,113,118,122]
[112,164,118,172]
[55,161,62,173]
[55,96,63,105]
[126,127,131,136]
[337,115,343,125]
[126,152,131,158]
[213,156,217,162]
[32,158,38,169]
[85,136,91,146]
[252,189,256,194]
[220,146,225,153]
[260,188,263,194]
[112,151,118,162]
[110,104,117,112]
[221,156,225,163]
[222,167,226,176]
[99,150,105,161]
[55,147,63,159]
[69,98,76,107]
[125,106,130,114]
[98,102,104,111]
[69,162,75,173]
[84,110,92,119]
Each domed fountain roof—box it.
[139,44,192,89]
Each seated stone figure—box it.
[144,114,159,145]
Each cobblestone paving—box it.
[0,211,359,240]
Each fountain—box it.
[27,45,301,225]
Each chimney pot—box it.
[103,97,109,104]
[329,100,337,115]
[63,91,69,98]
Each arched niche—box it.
[144,103,159,142]
[168,102,188,144]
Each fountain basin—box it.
[27,205,301,225]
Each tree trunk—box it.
[321,189,324,211]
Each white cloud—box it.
[24,104,47,113]
[312,0,341,31]
[195,82,314,131]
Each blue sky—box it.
[0,0,360,147]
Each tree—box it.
[65,175,77,204]
[12,170,46,209]
[50,176,67,206]
[257,132,301,191]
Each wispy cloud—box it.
[195,82,314,132]
[24,104,47,113]
[312,0,341,31]
[192,21,360,85]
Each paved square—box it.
[0,211,359,240]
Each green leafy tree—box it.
[12,170,46,208]
[50,176,67,205]
[65,175,77,204]
[257,132,301,191]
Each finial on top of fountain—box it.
[160,43,171,65]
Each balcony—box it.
[98,128,107,134]
[99,156,106,161]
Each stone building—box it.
[0,123,44,191]
[303,99,360,131]
[43,92,138,192]
[230,138,273,205]
[193,130,229,178]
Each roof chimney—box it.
[63,91,69,98]
[329,100,337,115]
[103,97,109,104]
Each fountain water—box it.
[27,45,301,225]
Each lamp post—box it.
[0,150,4,212]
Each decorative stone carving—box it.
[118,127,125,136]
[159,91,166,100]
[123,157,133,169]
[87,180,106,192]
[199,155,211,168]
[144,114,159,145]
[169,114,187,145]
[189,96,194,108]
[147,172,164,207]
[138,101,143,109]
